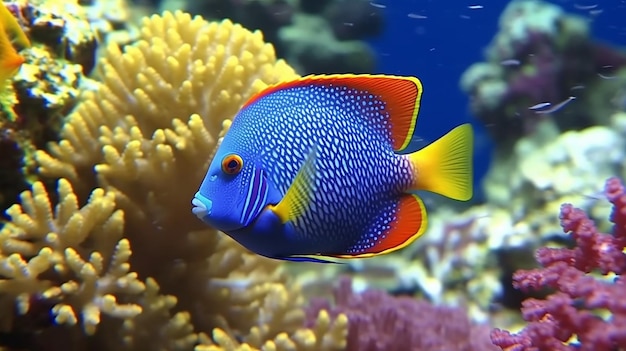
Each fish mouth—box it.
[192,192,212,221]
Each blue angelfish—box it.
[192,74,473,263]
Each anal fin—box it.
[334,194,428,259]
[276,255,343,264]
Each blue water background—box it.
[369,0,626,201]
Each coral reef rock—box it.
[0,0,97,217]
[460,0,626,148]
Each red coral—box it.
[491,177,626,351]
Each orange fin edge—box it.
[242,74,423,151]
[332,194,428,259]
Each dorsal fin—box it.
[242,74,423,151]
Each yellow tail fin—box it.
[408,123,473,201]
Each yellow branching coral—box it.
[0,179,142,335]
[0,10,346,351]
[36,11,297,194]
[117,277,198,351]
[197,310,348,351]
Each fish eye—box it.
[221,154,243,175]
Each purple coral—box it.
[307,277,498,351]
[491,177,626,351]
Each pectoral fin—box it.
[269,147,318,224]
